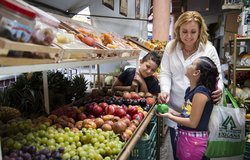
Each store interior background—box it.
[0,1,249,160]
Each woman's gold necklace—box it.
[182,48,196,59]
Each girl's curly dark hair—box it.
[196,56,219,92]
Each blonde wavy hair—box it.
[171,11,208,52]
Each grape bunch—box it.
[2,146,64,160]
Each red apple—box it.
[132,113,143,122]
[127,106,138,116]
[77,113,87,121]
[137,112,145,120]
[121,104,128,113]
[84,102,95,115]
[88,115,95,119]
[92,104,104,117]
[130,92,141,99]
[146,97,156,105]
[105,105,116,115]
[115,108,127,118]
[123,114,132,120]
[99,102,109,110]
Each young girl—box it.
[157,56,219,160]
[112,51,161,95]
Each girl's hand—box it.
[155,110,172,118]
[158,92,170,104]
[212,88,222,104]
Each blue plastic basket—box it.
[129,122,157,160]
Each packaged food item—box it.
[0,0,36,42]
[26,2,60,45]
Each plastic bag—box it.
[205,88,246,158]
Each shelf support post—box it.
[42,71,50,114]
[233,35,237,96]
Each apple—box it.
[94,118,105,128]
[75,121,83,129]
[123,91,132,99]
[83,119,97,129]
[84,102,95,115]
[138,112,145,120]
[87,115,95,119]
[121,131,131,141]
[112,121,127,134]
[123,114,132,120]
[146,97,156,105]
[104,120,114,127]
[121,117,131,127]
[77,113,87,121]
[130,92,141,99]
[102,115,114,121]
[114,108,127,118]
[127,106,138,116]
[121,104,128,113]
[105,105,116,115]
[101,123,112,131]
[99,102,109,110]
[92,104,104,117]
[124,128,133,136]
[132,113,142,122]
[131,119,140,126]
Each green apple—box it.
[155,104,169,113]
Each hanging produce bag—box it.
[205,88,246,158]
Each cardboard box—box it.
[225,11,240,33]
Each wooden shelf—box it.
[228,34,250,97]
[0,56,139,75]
[0,38,61,58]
[235,67,250,71]
[0,37,141,75]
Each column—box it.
[152,0,170,41]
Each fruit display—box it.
[125,36,167,51]
[1,90,157,160]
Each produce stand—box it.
[0,34,161,160]
[0,2,162,159]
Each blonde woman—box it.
[158,11,223,160]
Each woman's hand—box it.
[212,88,222,104]
[158,92,170,104]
